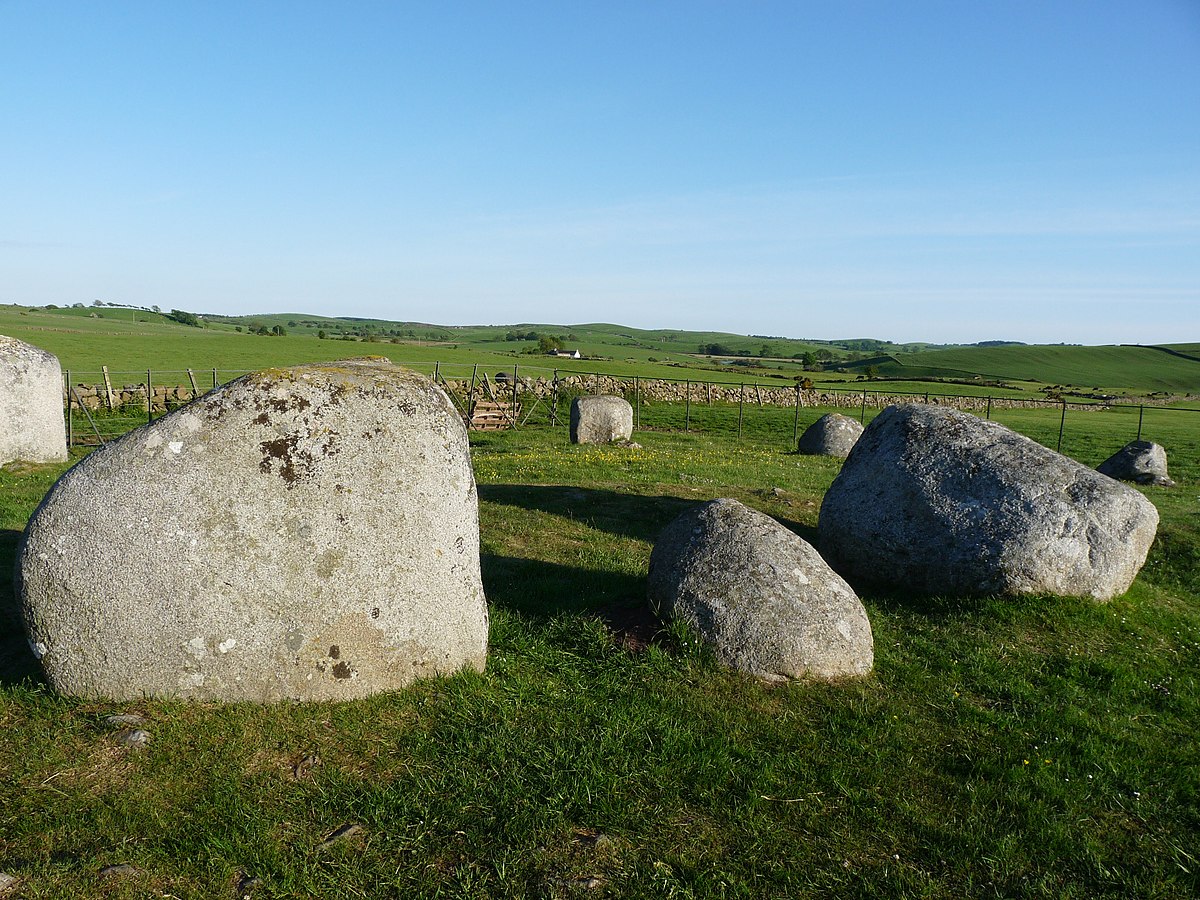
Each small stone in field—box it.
[292,751,321,780]
[115,729,151,748]
[0,872,19,894]
[1097,440,1176,487]
[570,394,634,444]
[104,714,145,728]
[99,864,137,878]
[797,412,864,457]
[316,822,365,851]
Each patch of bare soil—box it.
[594,602,662,653]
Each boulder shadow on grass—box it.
[482,551,670,654]
[479,484,694,543]
[481,552,645,622]
[0,528,43,688]
[479,483,820,546]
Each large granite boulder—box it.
[797,413,864,457]
[648,498,873,681]
[18,359,488,702]
[1097,441,1176,487]
[0,335,67,466]
[570,394,633,444]
[818,404,1159,601]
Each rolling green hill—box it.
[841,345,1200,395]
[2,304,1196,397]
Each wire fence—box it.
[61,363,1199,474]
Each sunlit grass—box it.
[0,418,1197,897]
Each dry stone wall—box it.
[60,371,1107,417]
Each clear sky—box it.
[3,1,1198,345]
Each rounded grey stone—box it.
[0,335,67,466]
[648,498,873,681]
[18,359,488,701]
[818,404,1159,601]
[570,395,633,444]
[1097,440,1175,487]
[797,413,864,457]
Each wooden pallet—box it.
[468,399,520,430]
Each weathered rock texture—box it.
[18,359,488,702]
[0,335,67,466]
[570,394,633,444]
[1097,441,1176,487]
[797,413,864,457]
[818,404,1159,601]
[648,498,873,681]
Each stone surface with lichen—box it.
[18,358,488,701]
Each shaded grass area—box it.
[0,430,1197,897]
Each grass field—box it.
[866,345,1200,395]
[5,305,1197,399]
[1,403,1197,897]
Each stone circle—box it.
[648,498,873,681]
[818,404,1159,601]
[0,335,67,466]
[570,394,633,444]
[18,358,488,701]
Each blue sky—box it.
[3,1,1198,344]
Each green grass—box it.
[6,304,1197,400]
[1,411,1198,897]
[876,345,1200,395]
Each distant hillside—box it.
[3,303,1194,396]
[840,345,1200,394]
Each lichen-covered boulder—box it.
[570,394,633,444]
[0,335,67,466]
[797,413,864,457]
[818,404,1159,601]
[1097,440,1176,487]
[18,359,488,702]
[648,498,873,681]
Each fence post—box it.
[433,360,440,382]
[552,369,559,426]
[212,368,218,389]
[738,383,745,440]
[860,389,868,424]
[511,365,519,429]
[65,368,73,447]
[793,384,801,447]
[1057,399,1067,452]
[186,368,199,397]
[101,365,115,411]
[685,380,691,432]
[985,396,992,420]
[1137,405,1144,441]
[147,369,154,424]
[467,364,478,426]
[634,376,640,430]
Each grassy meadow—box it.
[1,398,1198,897]
[5,305,1198,402]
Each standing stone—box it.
[570,395,633,444]
[18,359,488,702]
[797,413,864,457]
[1097,441,1176,487]
[0,335,67,466]
[818,404,1159,601]
[648,499,873,681]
